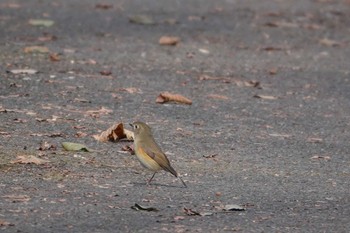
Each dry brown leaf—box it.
[254,95,278,100]
[208,94,229,100]
[159,36,180,46]
[10,155,50,165]
[49,53,60,61]
[319,38,342,47]
[156,92,192,105]
[94,122,134,142]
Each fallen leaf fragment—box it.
[254,94,278,100]
[208,94,229,100]
[159,36,180,46]
[61,142,90,152]
[0,219,12,226]
[223,204,246,211]
[100,70,112,76]
[28,19,54,27]
[7,69,38,74]
[198,48,210,54]
[24,46,50,53]
[319,38,342,47]
[95,3,113,9]
[264,21,298,28]
[310,155,331,160]
[131,203,159,212]
[260,47,283,51]
[156,92,192,105]
[49,53,60,61]
[234,80,261,88]
[307,137,323,143]
[129,15,155,25]
[93,122,134,142]
[183,208,201,216]
[119,87,142,94]
[39,141,56,151]
[11,155,49,165]
[269,67,278,75]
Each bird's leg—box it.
[178,177,187,188]
[147,172,156,185]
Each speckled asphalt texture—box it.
[0,0,349,232]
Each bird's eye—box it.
[134,125,139,129]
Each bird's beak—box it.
[129,123,133,127]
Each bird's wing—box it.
[141,141,178,177]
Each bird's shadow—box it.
[131,182,186,188]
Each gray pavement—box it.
[0,0,350,232]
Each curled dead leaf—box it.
[159,36,180,46]
[131,203,159,212]
[156,92,192,105]
[94,122,134,142]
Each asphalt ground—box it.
[0,0,350,232]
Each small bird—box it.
[130,121,187,188]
